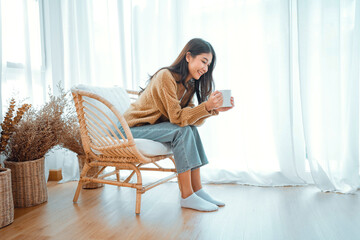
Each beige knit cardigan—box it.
[124,69,218,127]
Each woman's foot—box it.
[180,193,218,212]
[195,189,225,207]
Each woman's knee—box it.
[177,125,193,135]
[173,125,194,142]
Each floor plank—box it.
[1,182,360,240]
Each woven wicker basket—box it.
[4,157,48,208]
[77,155,104,189]
[0,168,14,228]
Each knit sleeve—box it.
[187,98,218,126]
[150,70,214,127]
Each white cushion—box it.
[93,137,172,157]
[134,139,172,156]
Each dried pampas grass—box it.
[57,97,85,156]
[0,98,31,153]
[4,88,69,162]
[2,86,85,162]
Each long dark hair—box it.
[141,38,216,104]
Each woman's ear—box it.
[186,52,191,63]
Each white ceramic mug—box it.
[219,90,232,107]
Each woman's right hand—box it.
[205,91,223,111]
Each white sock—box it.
[195,189,225,207]
[180,193,218,212]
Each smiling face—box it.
[186,52,213,82]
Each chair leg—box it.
[135,190,142,215]
[128,164,142,215]
[73,182,83,203]
[73,163,91,203]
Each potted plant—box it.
[0,99,30,226]
[3,91,67,207]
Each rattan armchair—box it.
[71,86,177,215]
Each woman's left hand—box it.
[216,97,235,112]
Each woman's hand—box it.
[216,97,235,112]
[205,91,223,111]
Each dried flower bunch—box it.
[0,98,31,152]
[57,94,85,156]
[1,86,85,162]
[4,88,74,162]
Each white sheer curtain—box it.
[129,0,311,186]
[1,0,359,192]
[0,0,48,166]
[129,0,360,192]
[297,0,360,193]
[175,0,310,186]
[0,0,45,109]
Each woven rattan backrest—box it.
[72,89,139,159]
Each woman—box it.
[124,38,234,212]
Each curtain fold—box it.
[0,0,47,167]
[297,0,360,193]
[0,0,43,106]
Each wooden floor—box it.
[1,181,360,240]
